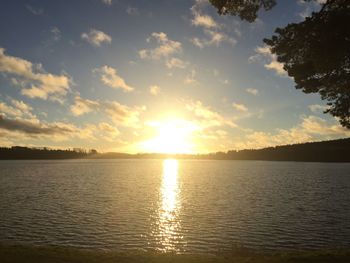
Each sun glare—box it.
[157,158,181,251]
[141,119,197,154]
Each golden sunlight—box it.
[141,119,198,154]
[158,159,181,251]
[161,159,179,213]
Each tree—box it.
[209,0,276,22]
[210,0,350,128]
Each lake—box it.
[0,159,350,253]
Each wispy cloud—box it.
[43,27,62,48]
[308,104,328,113]
[139,32,187,69]
[186,100,236,128]
[192,13,219,29]
[149,85,160,96]
[26,4,43,15]
[249,46,287,77]
[139,32,182,60]
[166,57,189,69]
[126,6,139,16]
[70,96,145,128]
[297,0,325,20]
[0,99,35,120]
[70,96,100,116]
[98,122,120,141]
[190,29,236,49]
[190,0,237,48]
[50,27,61,41]
[94,65,134,92]
[232,102,248,112]
[212,69,230,85]
[233,115,350,149]
[246,88,259,96]
[81,29,112,47]
[184,69,198,85]
[101,0,112,6]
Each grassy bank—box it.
[1,244,350,263]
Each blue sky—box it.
[0,0,348,153]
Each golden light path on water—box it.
[158,159,182,252]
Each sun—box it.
[141,118,198,154]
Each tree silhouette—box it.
[209,0,276,22]
[210,0,350,128]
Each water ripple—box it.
[0,159,350,253]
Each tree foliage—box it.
[264,0,350,128]
[210,0,350,128]
[209,0,276,22]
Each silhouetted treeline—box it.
[0,138,349,162]
[0,146,98,160]
[205,138,350,162]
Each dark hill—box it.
[0,138,349,162]
[207,138,350,162]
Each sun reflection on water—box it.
[158,159,182,252]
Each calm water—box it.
[0,159,350,253]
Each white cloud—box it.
[207,29,236,46]
[192,14,219,29]
[308,104,328,113]
[0,48,70,101]
[139,32,187,69]
[101,0,112,6]
[221,79,229,85]
[11,99,33,112]
[184,69,198,85]
[70,96,100,116]
[0,102,22,118]
[190,1,237,48]
[50,27,61,42]
[232,102,248,112]
[43,27,62,48]
[81,29,112,47]
[190,37,205,49]
[103,101,145,127]
[212,69,230,85]
[297,0,326,19]
[233,115,350,149]
[265,61,286,76]
[165,57,188,69]
[149,85,160,96]
[186,100,236,128]
[70,96,145,127]
[249,46,287,77]
[246,88,259,96]
[191,29,236,48]
[98,122,120,141]
[26,5,43,15]
[126,6,139,15]
[139,32,182,60]
[298,5,312,19]
[94,65,134,92]
[300,115,348,136]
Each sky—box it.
[0,0,349,153]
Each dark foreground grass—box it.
[1,244,350,263]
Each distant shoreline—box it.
[1,157,350,163]
[0,138,349,162]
